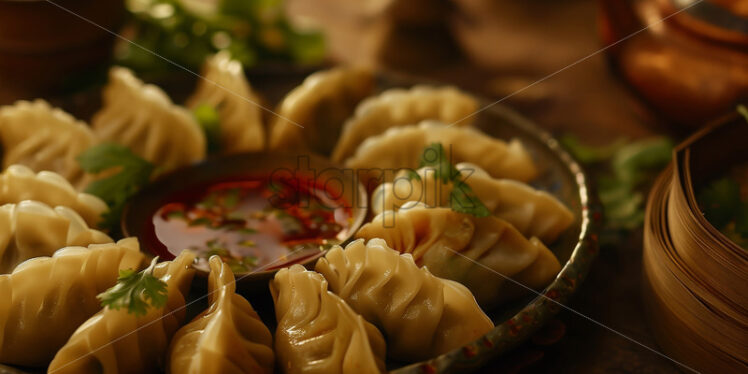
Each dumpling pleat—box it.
[315,239,493,361]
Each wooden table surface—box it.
[286,0,684,373]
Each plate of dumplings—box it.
[0,52,600,374]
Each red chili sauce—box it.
[152,178,353,273]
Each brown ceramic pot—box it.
[599,0,748,130]
[0,0,125,103]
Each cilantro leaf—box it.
[193,104,221,154]
[408,143,490,217]
[405,169,422,182]
[415,143,460,183]
[450,181,491,217]
[78,143,155,235]
[97,257,168,317]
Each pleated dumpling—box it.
[371,162,574,243]
[0,238,144,367]
[0,99,97,188]
[331,85,478,162]
[345,121,537,189]
[268,67,375,155]
[48,250,197,374]
[356,204,562,307]
[271,264,386,374]
[92,67,206,170]
[0,164,107,227]
[169,256,274,374]
[314,239,493,362]
[186,52,265,153]
[0,201,112,274]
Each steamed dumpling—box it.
[371,162,574,243]
[345,121,537,189]
[0,164,107,227]
[0,238,145,367]
[331,85,478,162]
[356,204,561,307]
[186,52,265,153]
[271,264,386,374]
[0,201,112,274]
[268,67,375,155]
[314,239,493,362]
[92,67,206,170]
[169,256,274,374]
[49,250,197,374]
[0,99,97,188]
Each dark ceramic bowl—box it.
[122,152,369,293]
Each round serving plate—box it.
[0,67,600,374]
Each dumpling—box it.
[0,201,112,274]
[271,264,386,374]
[344,121,537,189]
[0,238,145,367]
[331,85,478,163]
[371,162,574,243]
[314,239,493,362]
[92,67,206,170]
[268,67,375,155]
[356,204,562,307]
[169,256,274,374]
[48,250,197,374]
[186,52,265,153]
[0,99,97,188]
[0,164,107,227]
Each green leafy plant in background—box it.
[119,0,325,74]
[561,135,674,246]
[77,144,157,236]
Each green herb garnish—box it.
[238,239,256,247]
[222,188,240,208]
[737,104,748,121]
[698,177,742,229]
[193,104,221,154]
[226,255,258,273]
[189,217,213,227]
[413,143,460,183]
[238,227,258,234]
[408,143,490,217]
[97,257,168,317]
[450,180,492,217]
[77,143,156,235]
[698,176,748,248]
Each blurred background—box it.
[0,0,746,372]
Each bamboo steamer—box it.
[642,115,748,374]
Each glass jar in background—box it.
[599,0,748,130]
